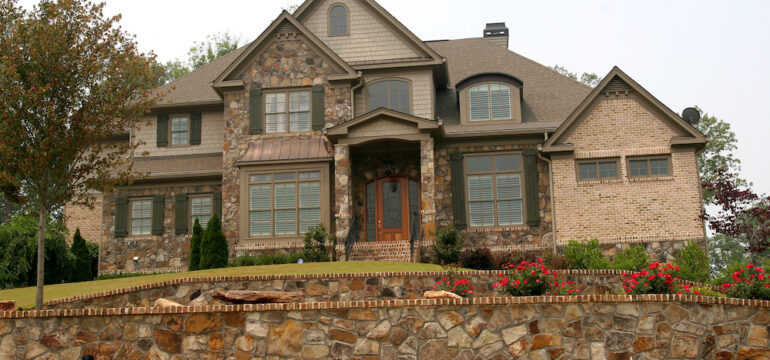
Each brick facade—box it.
[64,193,103,244]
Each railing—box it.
[344,216,358,261]
[409,209,420,262]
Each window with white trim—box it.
[265,90,310,134]
[190,195,212,229]
[248,171,322,237]
[466,153,524,227]
[130,199,152,235]
[170,116,189,145]
[469,83,512,121]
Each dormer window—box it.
[469,83,511,121]
[368,79,410,114]
[329,4,348,36]
[456,74,523,125]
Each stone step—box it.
[335,241,417,262]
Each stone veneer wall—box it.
[99,182,220,273]
[3,296,770,359]
[221,37,352,244]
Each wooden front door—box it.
[375,176,410,241]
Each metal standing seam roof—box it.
[239,138,332,164]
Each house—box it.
[65,0,707,274]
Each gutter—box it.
[536,132,557,254]
[350,72,365,121]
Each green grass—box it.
[0,261,447,309]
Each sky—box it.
[17,0,770,196]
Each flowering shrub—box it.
[720,264,770,300]
[621,262,682,295]
[432,278,474,297]
[492,258,579,296]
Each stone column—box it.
[419,138,436,241]
[334,144,352,241]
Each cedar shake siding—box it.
[60,0,706,273]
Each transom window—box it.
[170,116,189,145]
[329,4,348,36]
[368,80,410,114]
[190,195,213,229]
[130,199,152,235]
[248,171,322,237]
[469,83,511,121]
[466,153,524,227]
[629,156,671,178]
[265,90,310,134]
[577,159,619,180]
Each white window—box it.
[131,199,152,235]
[329,4,348,36]
[466,154,523,227]
[265,90,310,134]
[190,196,212,229]
[469,83,511,121]
[170,116,189,145]
[248,171,322,237]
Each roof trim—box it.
[213,11,357,88]
[543,66,707,151]
[293,0,444,63]
[326,107,439,136]
[455,72,524,92]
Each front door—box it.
[375,176,410,241]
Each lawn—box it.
[0,261,447,309]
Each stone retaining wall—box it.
[2,295,769,359]
[45,270,715,310]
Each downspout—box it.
[350,72,364,117]
[536,132,557,254]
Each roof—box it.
[155,47,246,107]
[133,153,222,179]
[327,107,438,136]
[543,66,707,152]
[238,138,332,165]
[427,38,592,136]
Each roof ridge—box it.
[160,45,247,92]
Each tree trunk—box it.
[35,206,47,310]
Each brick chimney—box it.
[483,22,509,48]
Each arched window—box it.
[329,4,348,36]
[368,80,410,114]
[468,83,512,121]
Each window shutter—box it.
[249,88,262,135]
[175,194,188,235]
[190,113,202,145]
[151,195,164,235]
[156,114,168,147]
[213,191,222,218]
[450,152,467,229]
[523,149,540,227]
[311,84,325,130]
[115,197,128,238]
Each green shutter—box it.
[523,149,540,227]
[249,88,262,135]
[175,194,188,235]
[450,152,467,229]
[115,197,128,238]
[156,114,168,147]
[213,191,222,218]
[311,84,325,130]
[190,113,202,145]
[151,195,164,235]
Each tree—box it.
[188,217,203,271]
[694,108,746,205]
[550,64,602,87]
[198,214,228,270]
[70,228,91,282]
[160,32,241,83]
[0,0,161,308]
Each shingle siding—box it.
[355,68,434,119]
[134,111,223,157]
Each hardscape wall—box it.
[2,295,770,359]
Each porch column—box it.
[334,144,352,241]
[419,138,436,241]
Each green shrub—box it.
[86,241,99,279]
[612,245,649,271]
[198,214,229,270]
[675,240,710,283]
[70,228,93,282]
[459,248,496,270]
[622,263,681,294]
[720,263,770,300]
[229,252,304,267]
[302,224,331,262]
[493,259,578,296]
[563,239,610,269]
[430,225,462,265]
[188,218,203,271]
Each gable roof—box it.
[427,38,592,136]
[213,11,358,88]
[327,107,438,136]
[293,0,444,65]
[155,47,246,107]
[543,66,707,152]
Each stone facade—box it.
[4,297,769,359]
[99,182,220,273]
[64,193,103,244]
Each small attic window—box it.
[329,4,348,36]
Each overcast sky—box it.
[18,0,770,196]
